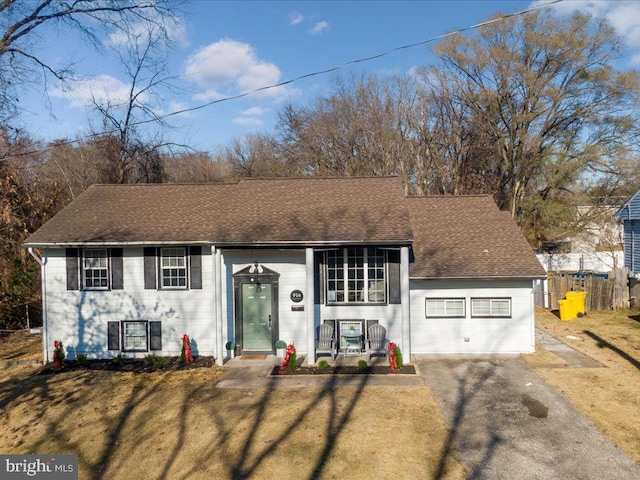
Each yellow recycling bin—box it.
[557,299,575,321]
[566,291,587,317]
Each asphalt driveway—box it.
[416,355,640,480]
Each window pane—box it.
[83,249,109,289]
[472,299,491,316]
[492,300,510,316]
[161,248,187,288]
[426,299,465,317]
[124,321,147,351]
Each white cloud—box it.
[183,38,293,100]
[309,21,330,36]
[50,75,142,108]
[533,1,640,50]
[289,11,304,26]
[241,106,267,116]
[232,116,263,126]
[104,14,188,49]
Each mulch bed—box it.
[271,365,416,376]
[39,356,217,374]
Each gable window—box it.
[471,298,511,318]
[83,249,109,289]
[161,247,187,288]
[425,298,466,318]
[326,247,386,303]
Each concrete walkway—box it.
[535,328,603,367]
[216,355,424,388]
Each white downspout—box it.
[215,247,224,366]
[401,246,411,362]
[28,248,48,364]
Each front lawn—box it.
[0,357,465,479]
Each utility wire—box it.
[2,0,564,161]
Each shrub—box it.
[112,354,124,365]
[318,359,329,369]
[275,340,287,349]
[357,360,368,371]
[286,349,297,370]
[144,354,170,370]
[76,353,88,366]
[394,345,403,369]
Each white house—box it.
[24,176,546,365]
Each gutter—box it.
[409,274,548,281]
[23,239,414,249]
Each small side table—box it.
[342,332,362,356]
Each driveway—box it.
[416,355,640,479]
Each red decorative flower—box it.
[279,344,296,372]
[182,334,193,364]
[389,342,397,373]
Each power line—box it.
[2,0,564,162]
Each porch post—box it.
[306,247,316,365]
[401,246,411,362]
[214,247,224,366]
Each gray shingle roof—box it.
[24,176,545,279]
[24,176,412,246]
[407,195,546,278]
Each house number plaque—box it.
[290,290,304,303]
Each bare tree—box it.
[434,10,640,221]
[87,17,185,184]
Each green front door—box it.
[242,283,273,351]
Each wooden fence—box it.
[548,268,629,311]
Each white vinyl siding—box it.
[471,298,511,318]
[425,298,465,318]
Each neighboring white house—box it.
[537,204,624,274]
[24,177,546,365]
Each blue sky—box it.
[18,0,640,154]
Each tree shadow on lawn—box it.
[583,330,640,371]
[0,366,373,480]
[432,360,501,480]
[176,373,372,480]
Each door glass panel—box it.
[242,283,272,350]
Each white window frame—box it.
[471,298,512,318]
[160,247,188,289]
[326,247,387,304]
[82,248,109,290]
[425,298,466,318]
[122,321,148,352]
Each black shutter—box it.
[66,248,79,290]
[189,246,202,289]
[111,248,123,290]
[314,251,324,304]
[144,247,157,289]
[107,321,120,350]
[388,250,401,304]
[149,321,162,350]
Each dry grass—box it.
[0,339,465,480]
[525,308,640,464]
